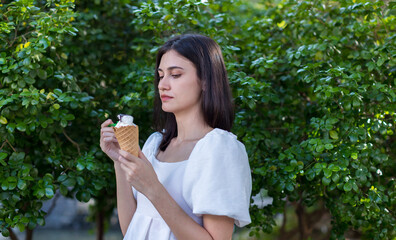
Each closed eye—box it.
[172,74,181,78]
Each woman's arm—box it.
[114,162,136,236]
[150,183,234,240]
[117,150,234,240]
[100,119,137,236]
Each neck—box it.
[174,105,213,143]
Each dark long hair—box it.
[154,34,234,151]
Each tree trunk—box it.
[25,228,33,240]
[96,209,104,240]
[8,227,18,240]
[296,203,309,240]
[278,201,288,240]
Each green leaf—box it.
[62,178,76,187]
[17,179,27,190]
[76,190,91,202]
[0,152,8,161]
[1,228,10,237]
[324,144,334,150]
[76,162,85,171]
[64,114,75,121]
[37,69,47,79]
[349,134,358,143]
[16,122,27,132]
[344,182,353,192]
[352,182,358,192]
[316,144,325,153]
[330,131,338,140]
[313,163,322,175]
[54,89,63,95]
[286,183,294,192]
[37,217,45,226]
[285,166,294,172]
[332,173,340,183]
[324,168,332,178]
[351,153,358,159]
[17,223,25,232]
[60,119,68,127]
[0,116,8,124]
[6,123,16,132]
[40,121,48,128]
[330,165,340,172]
[45,188,54,198]
[1,180,9,190]
[7,177,17,190]
[58,175,67,182]
[322,176,331,186]
[306,169,315,181]
[36,188,45,198]
[377,57,385,67]
[352,99,360,107]
[59,184,68,196]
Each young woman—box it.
[100,34,251,240]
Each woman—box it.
[100,34,251,240]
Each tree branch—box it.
[63,129,81,155]
[1,139,17,152]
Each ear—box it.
[201,81,207,92]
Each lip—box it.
[160,94,173,101]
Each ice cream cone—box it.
[113,125,139,157]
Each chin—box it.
[161,106,174,113]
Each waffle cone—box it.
[113,125,139,157]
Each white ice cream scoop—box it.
[115,114,135,127]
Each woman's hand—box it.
[100,119,121,162]
[118,149,160,198]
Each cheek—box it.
[182,83,201,102]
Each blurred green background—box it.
[0,0,395,239]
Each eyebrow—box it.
[158,66,184,72]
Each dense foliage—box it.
[1,0,394,239]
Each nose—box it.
[158,75,170,91]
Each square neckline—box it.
[153,128,219,164]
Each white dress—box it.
[123,128,252,240]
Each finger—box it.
[119,162,134,180]
[119,149,139,162]
[138,150,149,163]
[119,162,130,175]
[101,119,114,128]
[102,132,115,138]
[118,154,136,168]
[101,127,115,136]
[103,137,117,143]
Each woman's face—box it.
[158,50,202,115]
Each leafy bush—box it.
[0,0,115,237]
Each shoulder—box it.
[187,128,249,168]
[199,128,247,156]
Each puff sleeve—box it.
[182,129,252,227]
